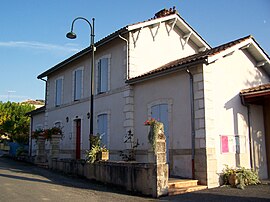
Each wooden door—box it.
[76,119,81,159]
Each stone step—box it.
[168,178,199,188]
[169,185,208,195]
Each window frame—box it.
[55,77,63,107]
[96,54,111,94]
[73,67,84,101]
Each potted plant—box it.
[86,134,109,163]
[32,127,63,141]
[222,165,260,189]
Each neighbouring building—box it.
[28,8,270,188]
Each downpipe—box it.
[186,68,196,179]
[240,95,253,169]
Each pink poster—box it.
[221,135,229,153]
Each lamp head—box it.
[66,31,77,39]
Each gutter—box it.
[126,59,206,85]
[240,94,253,169]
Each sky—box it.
[0,0,269,102]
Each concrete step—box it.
[168,178,199,188]
[169,185,208,195]
[168,178,207,196]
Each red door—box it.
[76,119,81,159]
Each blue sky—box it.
[0,0,269,102]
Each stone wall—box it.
[50,128,168,198]
[51,159,168,197]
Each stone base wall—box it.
[51,159,168,198]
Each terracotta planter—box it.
[228,174,238,187]
[97,151,109,161]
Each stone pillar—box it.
[50,134,61,159]
[48,134,61,168]
[148,128,168,197]
[123,86,135,149]
[192,65,219,188]
[35,135,46,163]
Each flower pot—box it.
[228,174,238,187]
[96,151,109,161]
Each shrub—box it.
[222,165,260,189]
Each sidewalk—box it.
[161,184,270,202]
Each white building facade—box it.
[30,9,270,187]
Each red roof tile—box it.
[240,83,270,95]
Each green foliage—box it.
[144,118,164,153]
[222,165,260,189]
[0,102,34,144]
[86,134,108,163]
[119,130,139,161]
[32,127,63,140]
[16,146,26,157]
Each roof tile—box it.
[240,83,270,94]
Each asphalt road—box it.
[0,157,269,202]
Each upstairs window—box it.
[74,68,83,101]
[97,57,109,94]
[55,77,63,106]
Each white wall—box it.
[44,39,128,159]
[133,71,193,177]
[129,21,198,78]
[203,48,269,179]
[30,112,45,157]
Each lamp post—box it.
[66,17,95,147]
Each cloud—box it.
[0,94,30,102]
[0,41,80,53]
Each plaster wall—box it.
[44,39,128,159]
[203,48,269,181]
[133,70,193,177]
[129,21,198,78]
[46,39,127,109]
[30,112,45,157]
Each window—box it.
[74,69,83,101]
[97,58,109,94]
[97,114,108,147]
[55,78,63,106]
[151,104,169,138]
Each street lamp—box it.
[66,17,95,147]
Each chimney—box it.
[154,6,177,19]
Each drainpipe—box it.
[240,95,253,169]
[186,68,196,179]
[118,34,130,79]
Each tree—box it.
[0,102,34,144]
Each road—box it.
[0,156,269,202]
